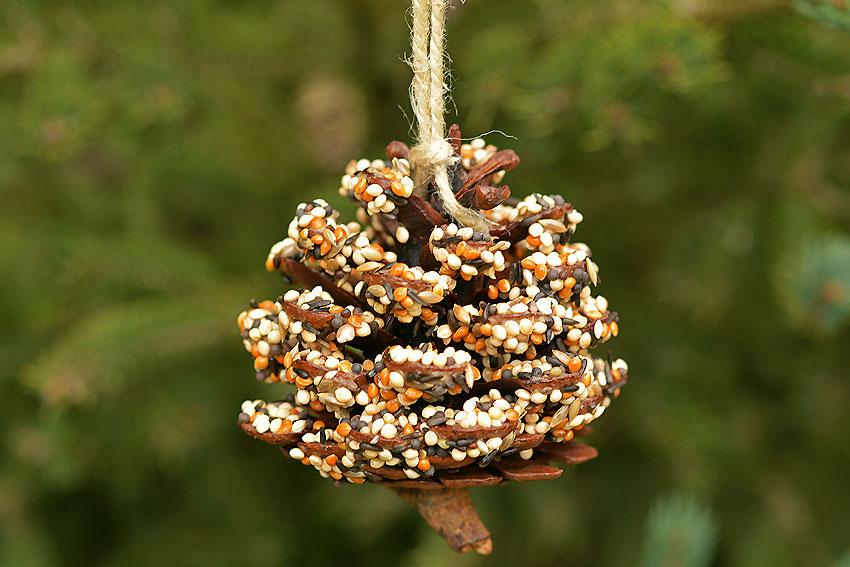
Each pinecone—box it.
[236,125,629,553]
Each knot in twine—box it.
[408,0,490,233]
[409,139,456,170]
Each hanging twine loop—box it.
[408,0,491,233]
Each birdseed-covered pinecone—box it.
[237,125,629,487]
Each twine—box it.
[408,0,490,232]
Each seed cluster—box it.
[238,126,629,486]
[340,158,415,216]
[430,224,508,280]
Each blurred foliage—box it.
[794,0,850,31]
[2,0,850,565]
[642,493,717,567]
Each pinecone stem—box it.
[391,486,493,554]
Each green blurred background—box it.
[3,0,850,565]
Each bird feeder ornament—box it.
[236,0,629,555]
